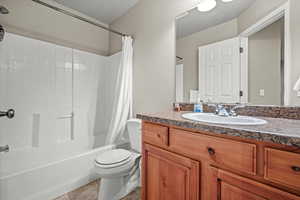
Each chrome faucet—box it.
[209,104,229,117]
[209,103,245,117]
[0,145,9,153]
[0,109,15,119]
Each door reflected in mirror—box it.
[175,1,294,106]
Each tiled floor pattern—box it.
[54,180,141,200]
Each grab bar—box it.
[57,113,73,119]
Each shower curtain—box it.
[105,36,133,145]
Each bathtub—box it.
[0,145,114,200]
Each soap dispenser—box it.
[194,99,203,113]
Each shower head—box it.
[0,6,9,14]
[0,25,4,42]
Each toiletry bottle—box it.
[194,100,203,113]
[174,103,181,112]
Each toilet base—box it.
[98,164,140,200]
[98,178,124,200]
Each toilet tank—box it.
[127,119,142,153]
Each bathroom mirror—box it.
[175,0,298,106]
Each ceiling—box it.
[176,0,256,38]
[54,0,139,24]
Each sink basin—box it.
[182,113,267,126]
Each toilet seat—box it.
[95,149,132,169]
[95,150,141,179]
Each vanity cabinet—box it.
[141,122,300,200]
[142,143,200,200]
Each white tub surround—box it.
[0,32,122,200]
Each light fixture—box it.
[222,0,233,2]
[197,0,217,12]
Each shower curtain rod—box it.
[32,0,130,37]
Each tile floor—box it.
[54,180,141,200]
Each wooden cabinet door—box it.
[209,167,300,200]
[142,144,200,200]
[220,182,267,200]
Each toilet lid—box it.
[95,149,132,165]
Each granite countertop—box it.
[137,111,300,148]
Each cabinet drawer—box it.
[169,128,257,175]
[265,148,300,189]
[213,168,300,200]
[142,123,169,147]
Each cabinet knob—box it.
[291,166,300,172]
[207,147,215,155]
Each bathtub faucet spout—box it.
[0,145,9,153]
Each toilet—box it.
[95,119,142,200]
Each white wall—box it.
[109,0,201,114]
[176,19,238,101]
[248,19,283,105]
[290,0,300,106]
[0,0,110,56]
[238,0,300,105]
[237,0,288,33]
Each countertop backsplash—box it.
[174,103,300,120]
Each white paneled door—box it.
[199,37,240,103]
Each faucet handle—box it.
[216,104,230,117]
[216,104,225,109]
[207,103,221,114]
[0,109,15,119]
[232,103,246,109]
[230,103,246,116]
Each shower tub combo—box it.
[0,33,121,200]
